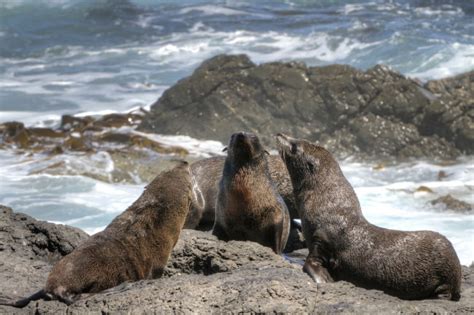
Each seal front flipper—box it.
[303,256,333,283]
[0,289,51,308]
[212,222,229,241]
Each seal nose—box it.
[231,131,247,142]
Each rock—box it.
[64,135,91,152]
[164,230,290,277]
[60,115,94,132]
[0,122,31,149]
[415,186,434,193]
[29,128,64,138]
[94,113,142,129]
[0,110,190,184]
[1,206,473,314]
[431,194,473,213]
[139,55,473,159]
[421,71,474,154]
[0,205,89,263]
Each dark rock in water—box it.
[139,54,473,159]
[431,194,473,213]
[1,205,473,314]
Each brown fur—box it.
[276,133,462,301]
[213,132,290,254]
[186,155,297,231]
[4,162,193,307]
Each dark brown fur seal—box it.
[213,132,290,254]
[186,155,296,231]
[1,162,193,307]
[276,133,462,301]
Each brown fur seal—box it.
[276,133,462,301]
[213,132,290,254]
[186,155,296,231]
[1,162,193,307]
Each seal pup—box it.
[213,132,290,254]
[1,162,193,307]
[276,133,462,301]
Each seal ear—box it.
[222,147,228,152]
[307,157,320,174]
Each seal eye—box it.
[291,143,298,154]
[307,161,315,173]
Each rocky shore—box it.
[0,205,473,314]
[139,54,473,160]
[1,56,473,187]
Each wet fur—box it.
[2,163,193,307]
[186,155,297,231]
[213,132,290,254]
[276,133,462,301]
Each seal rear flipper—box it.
[0,289,49,308]
[303,257,333,283]
[434,284,461,301]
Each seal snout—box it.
[275,133,291,150]
[228,131,263,159]
[230,131,250,146]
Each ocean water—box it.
[0,0,473,264]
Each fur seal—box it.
[213,132,290,254]
[186,155,297,231]
[276,133,462,300]
[1,162,193,307]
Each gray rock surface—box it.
[139,54,473,160]
[1,206,473,314]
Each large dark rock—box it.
[0,205,88,263]
[139,54,473,159]
[1,206,473,314]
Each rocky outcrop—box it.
[431,194,473,213]
[0,112,191,184]
[0,205,473,314]
[139,54,473,160]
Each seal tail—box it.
[0,289,49,308]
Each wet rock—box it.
[416,186,434,193]
[107,149,191,183]
[0,122,31,148]
[0,206,473,314]
[99,132,133,144]
[64,135,91,151]
[431,194,473,213]
[130,134,189,155]
[29,128,64,138]
[94,113,143,128]
[139,55,473,159]
[60,115,94,132]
